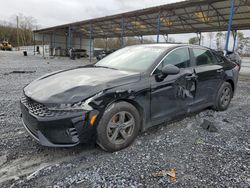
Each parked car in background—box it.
[0,41,12,51]
[20,44,239,152]
[68,48,89,60]
[96,49,117,61]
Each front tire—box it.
[97,102,140,152]
[214,82,233,111]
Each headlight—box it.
[47,91,103,111]
[47,102,86,111]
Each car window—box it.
[153,48,190,74]
[193,48,214,66]
[163,48,190,68]
[212,51,226,64]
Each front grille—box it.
[21,96,52,117]
[20,102,39,138]
[21,96,72,117]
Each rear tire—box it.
[214,82,233,111]
[97,102,140,152]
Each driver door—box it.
[150,47,197,126]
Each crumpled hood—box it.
[24,67,140,104]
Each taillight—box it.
[235,64,240,71]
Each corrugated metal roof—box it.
[34,0,250,38]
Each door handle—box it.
[217,69,224,73]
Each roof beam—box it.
[34,0,250,39]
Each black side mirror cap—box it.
[156,64,180,81]
[162,64,180,76]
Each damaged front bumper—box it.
[20,98,99,147]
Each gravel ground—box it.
[0,51,249,187]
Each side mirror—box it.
[162,64,180,76]
[156,64,180,81]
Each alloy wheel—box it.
[220,87,231,108]
[106,111,135,145]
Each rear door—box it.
[190,47,225,107]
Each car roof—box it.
[130,43,210,50]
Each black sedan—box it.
[20,44,239,152]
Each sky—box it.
[0,0,183,27]
[0,0,249,48]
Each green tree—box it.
[94,38,120,49]
[94,37,154,49]
[168,37,175,43]
[216,32,224,50]
[0,13,37,47]
[207,32,214,48]
[237,31,250,55]
[189,37,199,44]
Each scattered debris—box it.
[12,70,36,74]
[140,175,145,180]
[0,155,8,166]
[4,70,36,75]
[14,176,20,181]
[76,179,85,184]
[195,138,205,145]
[200,119,218,132]
[26,166,49,181]
[152,169,177,182]
[222,118,230,123]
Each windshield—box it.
[95,46,165,72]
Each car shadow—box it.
[140,108,212,137]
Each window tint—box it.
[162,48,190,68]
[213,53,225,64]
[193,48,214,66]
[153,48,190,74]
[212,51,229,64]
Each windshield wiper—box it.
[94,65,118,70]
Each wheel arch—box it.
[225,79,235,94]
[105,98,145,132]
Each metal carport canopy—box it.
[34,0,250,38]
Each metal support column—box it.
[225,0,235,52]
[89,24,93,62]
[80,35,82,49]
[67,26,72,50]
[105,38,108,50]
[65,33,67,52]
[52,32,55,56]
[156,13,161,43]
[197,32,202,45]
[138,35,143,44]
[50,33,53,56]
[121,17,125,48]
[164,34,169,43]
[42,34,45,58]
[53,32,56,46]
[232,30,237,52]
[33,32,36,55]
[50,34,53,48]
[53,32,55,49]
